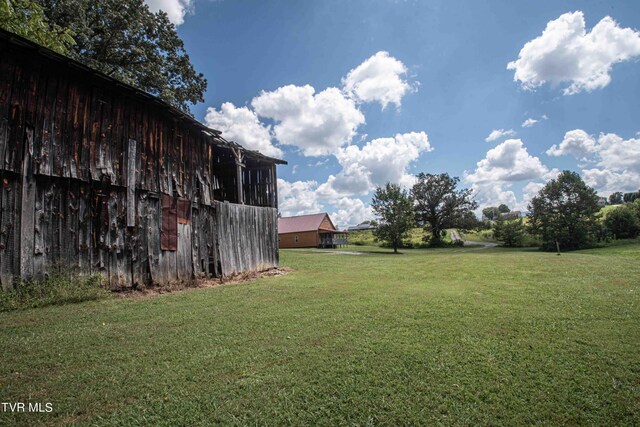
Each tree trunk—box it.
[429,221,442,245]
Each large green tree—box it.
[528,171,600,251]
[608,192,623,205]
[482,206,500,221]
[411,173,478,246]
[38,0,207,113]
[371,183,415,254]
[0,0,74,54]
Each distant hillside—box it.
[347,227,452,247]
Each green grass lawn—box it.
[1,242,640,425]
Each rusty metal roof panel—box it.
[278,213,330,234]
[0,28,287,166]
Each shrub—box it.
[0,272,109,312]
[604,205,640,239]
[493,219,526,247]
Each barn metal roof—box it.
[278,213,336,234]
[0,28,286,166]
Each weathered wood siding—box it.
[216,202,279,276]
[319,216,336,231]
[278,231,319,249]
[0,30,283,289]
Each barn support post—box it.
[234,149,245,205]
[271,163,278,209]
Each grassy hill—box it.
[1,241,639,425]
[348,227,453,247]
[600,204,623,217]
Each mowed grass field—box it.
[1,242,640,426]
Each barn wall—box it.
[0,33,281,289]
[0,174,226,289]
[216,202,278,276]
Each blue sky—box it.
[147,0,640,227]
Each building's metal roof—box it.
[347,224,375,231]
[278,213,335,234]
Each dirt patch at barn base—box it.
[115,267,291,299]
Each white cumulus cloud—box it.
[252,85,365,157]
[522,182,546,206]
[547,129,640,195]
[204,102,282,158]
[276,179,374,228]
[596,133,640,173]
[317,132,432,198]
[581,168,640,195]
[522,115,548,128]
[466,139,551,184]
[145,0,193,25]
[507,11,640,95]
[548,130,640,172]
[466,139,555,210]
[546,129,597,159]
[330,198,374,229]
[277,179,322,217]
[342,51,415,109]
[485,129,516,142]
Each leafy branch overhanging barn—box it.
[0,28,286,290]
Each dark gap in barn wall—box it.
[161,194,177,251]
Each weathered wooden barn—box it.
[278,213,347,248]
[0,29,286,290]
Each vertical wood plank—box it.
[19,127,36,280]
[126,139,136,227]
[33,178,45,280]
[0,178,17,289]
[51,77,68,177]
[147,196,161,285]
[78,184,91,273]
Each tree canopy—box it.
[608,192,623,205]
[38,0,207,113]
[528,171,600,251]
[482,206,500,221]
[371,183,415,254]
[411,173,478,246]
[604,204,640,239]
[0,0,74,54]
[493,218,526,247]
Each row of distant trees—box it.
[608,191,640,205]
[371,171,638,253]
[370,173,477,253]
[481,204,511,221]
[488,172,640,250]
